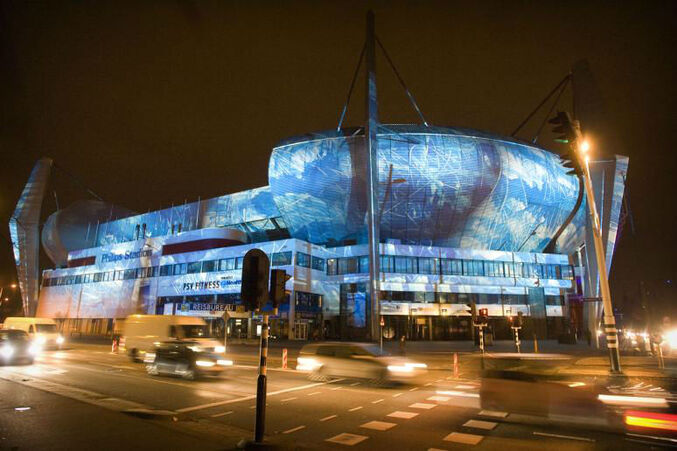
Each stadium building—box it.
[9,17,628,342]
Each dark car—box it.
[0,329,39,365]
[144,341,233,380]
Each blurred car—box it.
[0,329,41,365]
[296,342,427,384]
[2,317,65,350]
[144,341,233,380]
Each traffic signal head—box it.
[466,301,477,323]
[548,111,576,144]
[269,269,292,309]
[240,249,270,312]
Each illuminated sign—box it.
[181,279,241,291]
[100,249,152,263]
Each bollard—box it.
[111,340,117,353]
[533,334,539,353]
[282,348,288,369]
[453,352,459,379]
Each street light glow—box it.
[580,140,590,153]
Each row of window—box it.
[44,251,296,287]
[327,255,574,280]
[380,291,564,306]
[295,252,327,272]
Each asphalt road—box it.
[0,343,674,450]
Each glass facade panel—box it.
[296,252,310,268]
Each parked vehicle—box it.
[120,314,224,362]
[0,329,40,365]
[144,341,233,380]
[296,342,427,384]
[2,317,65,349]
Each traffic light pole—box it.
[254,313,269,443]
[512,326,521,353]
[580,157,622,373]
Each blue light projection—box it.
[269,125,584,253]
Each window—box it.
[543,264,559,279]
[160,265,172,277]
[93,272,102,283]
[358,256,369,273]
[485,261,505,277]
[560,265,574,280]
[440,259,463,275]
[83,274,91,283]
[136,267,146,279]
[219,258,235,271]
[187,261,202,274]
[463,260,485,276]
[272,251,292,266]
[75,275,83,284]
[504,262,523,278]
[235,257,244,269]
[546,295,564,306]
[478,293,501,304]
[311,256,325,272]
[173,263,187,276]
[296,252,310,268]
[394,256,415,274]
[338,257,358,274]
[201,260,217,273]
[380,255,394,273]
[115,270,124,280]
[326,259,337,276]
[418,257,438,275]
[123,269,136,280]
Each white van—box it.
[2,317,65,349]
[120,314,224,361]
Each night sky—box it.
[1,1,675,322]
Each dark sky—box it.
[1,1,675,321]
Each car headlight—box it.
[1,345,14,359]
[196,360,215,367]
[666,330,677,349]
[188,345,202,352]
[29,343,41,355]
[143,352,156,363]
[35,335,47,345]
[404,362,427,369]
[56,336,65,345]
[216,359,233,366]
[387,364,414,374]
[214,346,226,354]
[296,357,321,371]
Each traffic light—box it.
[269,269,292,309]
[478,308,488,324]
[516,311,524,328]
[241,249,270,312]
[549,111,584,176]
[466,300,477,324]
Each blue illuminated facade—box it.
[32,126,627,341]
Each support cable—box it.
[376,36,429,126]
[511,74,570,138]
[336,43,366,132]
[532,76,569,144]
[53,163,104,202]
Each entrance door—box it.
[294,321,308,340]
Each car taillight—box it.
[624,410,677,432]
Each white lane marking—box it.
[210,410,233,418]
[424,382,433,387]
[444,432,483,445]
[463,419,497,430]
[392,392,403,398]
[176,379,342,413]
[249,405,256,409]
[320,414,337,422]
[409,403,436,410]
[371,398,384,404]
[350,382,361,386]
[281,397,297,402]
[428,396,450,402]
[307,391,321,396]
[533,432,595,442]
[111,365,134,370]
[435,379,443,382]
[326,433,369,446]
[348,406,363,412]
[360,420,397,431]
[479,410,508,418]
[409,387,419,392]
[436,390,479,398]
[454,384,474,389]
[428,448,448,451]
[330,386,343,391]
[283,425,306,434]
[387,411,418,419]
